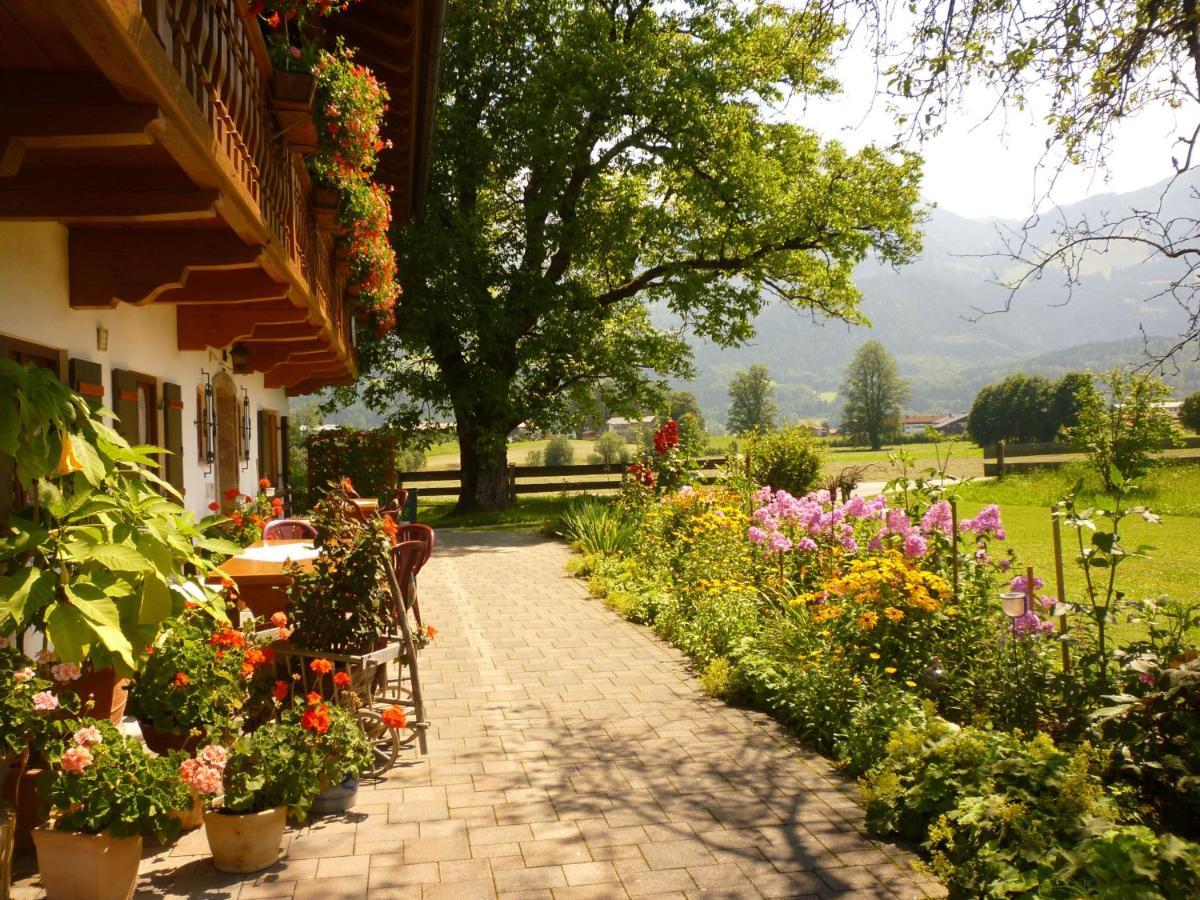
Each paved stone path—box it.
[12,530,944,899]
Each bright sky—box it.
[789,36,1187,220]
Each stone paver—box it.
[10,529,944,899]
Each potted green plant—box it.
[126,611,274,754]
[275,679,373,815]
[32,719,189,900]
[190,719,324,873]
[0,361,238,715]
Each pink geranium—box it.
[179,757,224,795]
[13,667,33,683]
[51,662,82,682]
[198,745,229,769]
[61,746,94,773]
[73,726,103,747]
[32,691,58,711]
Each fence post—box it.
[950,497,959,599]
[506,463,517,501]
[1051,510,1071,674]
[996,441,1006,479]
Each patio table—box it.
[207,539,320,619]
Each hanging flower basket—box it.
[271,70,318,156]
[311,187,341,233]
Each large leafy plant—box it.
[0,360,237,675]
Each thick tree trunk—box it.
[454,413,512,513]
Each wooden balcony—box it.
[0,0,430,393]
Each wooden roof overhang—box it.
[0,0,445,395]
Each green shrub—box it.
[700,657,733,698]
[743,426,823,494]
[544,435,575,466]
[560,498,637,556]
[654,583,760,666]
[587,431,632,465]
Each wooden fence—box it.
[982,437,1200,476]
[399,456,729,498]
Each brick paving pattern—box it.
[11,529,945,898]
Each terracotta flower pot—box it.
[57,667,128,723]
[32,826,142,900]
[170,789,205,832]
[203,805,286,873]
[138,722,202,757]
[0,801,14,900]
[270,70,318,154]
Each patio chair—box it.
[392,523,434,625]
[261,519,317,541]
[378,488,410,524]
[377,539,430,753]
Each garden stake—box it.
[950,497,960,598]
[1024,565,1035,616]
[1050,511,1071,673]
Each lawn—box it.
[953,462,1200,643]
[422,438,639,471]
[416,495,574,531]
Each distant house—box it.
[604,415,656,441]
[1154,401,1184,422]
[509,422,540,441]
[901,414,944,435]
[932,413,969,436]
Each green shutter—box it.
[111,368,139,443]
[162,382,184,493]
[257,410,267,483]
[69,358,104,411]
[280,415,290,492]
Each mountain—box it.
[677,173,1200,426]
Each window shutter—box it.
[279,416,290,500]
[162,382,185,493]
[69,358,104,411]
[111,368,139,443]
[256,410,267,483]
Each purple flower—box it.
[974,548,990,564]
[902,531,928,558]
[997,558,1012,572]
[920,500,953,535]
[747,526,767,544]
[1010,574,1045,594]
[767,531,792,553]
[1138,672,1155,686]
[1011,611,1055,640]
[797,536,818,553]
[961,504,1004,538]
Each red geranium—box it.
[309,658,333,675]
[333,671,352,688]
[224,487,241,501]
[301,704,331,734]
[273,680,290,701]
[381,705,406,729]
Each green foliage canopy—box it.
[343,0,924,510]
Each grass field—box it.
[954,463,1200,643]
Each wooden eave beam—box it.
[0,99,161,176]
[0,166,218,223]
[152,269,292,306]
[176,302,314,351]
[265,361,346,389]
[70,228,265,308]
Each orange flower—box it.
[381,705,407,729]
[273,680,290,701]
[240,662,255,678]
[209,628,245,650]
[340,476,355,494]
[333,672,352,688]
[301,705,331,734]
[425,625,437,640]
[173,672,190,688]
[259,478,272,491]
[306,691,322,706]
[244,647,266,668]
[270,612,288,628]
[309,658,333,675]
[230,513,244,527]
[382,516,398,541]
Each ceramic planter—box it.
[170,789,205,832]
[32,827,142,900]
[203,805,287,873]
[311,776,358,817]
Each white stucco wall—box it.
[0,221,291,518]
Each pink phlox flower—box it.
[747,526,767,544]
[1009,574,1045,594]
[920,500,953,535]
[903,531,928,558]
[796,536,818,553]
[767,531,792,553]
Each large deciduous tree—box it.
[840,340,907,449]
[727,365,779,434]
[347,0,923,511]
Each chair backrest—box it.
[261,519,317,541]
[378,488,409,520]
[390,540,425,609]
[394,523,434,572]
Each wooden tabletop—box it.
[208,539,317,587]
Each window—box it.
[196,385,211,465]
[132,372,158,446]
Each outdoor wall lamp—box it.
[196,370,216,474]
[96,326,109,352]
[230,342,250,374]
[241,387,252,469]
